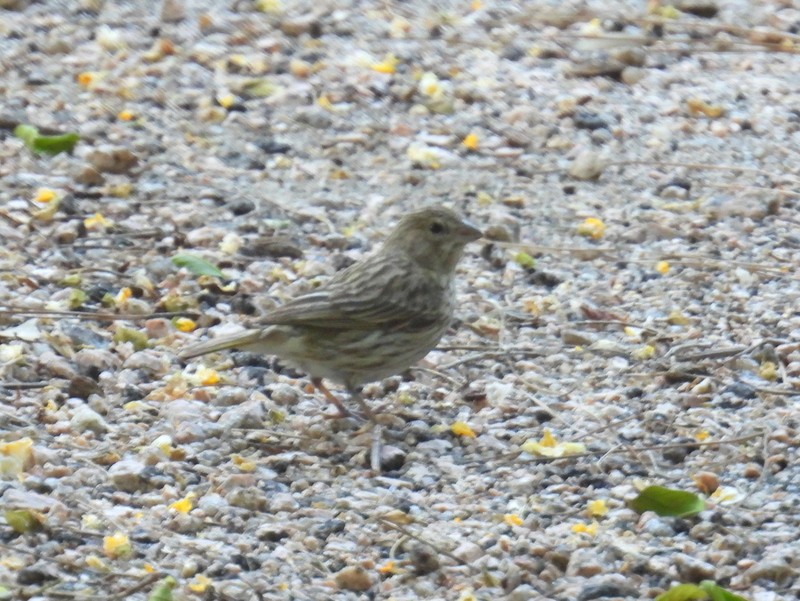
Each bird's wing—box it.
[258,254,446,331]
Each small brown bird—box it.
[180,207,482,418]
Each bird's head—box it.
[382,207,482,274]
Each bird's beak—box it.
[457,219,483,242]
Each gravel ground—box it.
[1,1,799,600]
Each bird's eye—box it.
[429,221,445,234]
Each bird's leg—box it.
[349,387,382,473]
[312,378,352,418]
[348,388,375,421]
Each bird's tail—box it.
[179,329,264,360]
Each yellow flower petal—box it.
[451,421,476,438]
[77,72,95,87]
[371,53,398,74]
[174,317,196,332]
[377,560,402,574]
[86,554,109,571]
[571,521,599,536]
[34,188,57,203]
[462,133,479,150]
[577,217,605,239]
[317,94,334,111]
[521,430,587,457]
[503,513,523,527]
[656,260,670,275]
[188,574,212,593]
[117,110,135,121]
[103,532,132,559]
[587,499,608,517]
[631,344,655,360]
[193,367,220,386]
[759,361,777,381]
[169,495,194,514]
[231,454,257,472]
[84,212,113,229]
[217,94,236,109]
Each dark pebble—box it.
[229,199,255,215]
[573,109,610,131]
[409,543,440,575]
[257,139,292,154]
[578,582,638,600]
[312,519,346,539]
[67,375,100,399]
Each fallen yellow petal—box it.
[377,560,402,574]
[77,72,95,87]
[577,217,606,240]
[34,188,57,203]
[85,554,109,571]
[103,532,132,559]
[174,317,196,332]
[759,361,777,381]
[540,429,557,447]
[371,53,398,74]
[231,454,257,472]
[503,513,523,527]
[571,521,599,536]
[117,110,135,121]
[451,421,476,438]
[188,574,212,593]
[521,430,587,457]
[169,495,194,514]
[462,133,479,150]
[631,344,656,360]
[587,499,608,517]
[317,94,334,111]
[194,367,220,386]
[84,212,113,229]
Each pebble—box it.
[269,492,299,512]
[70,404,108,433]
[86,148,139,174]
[217,399,264,430]
[674,553,716,581]
[568,149,606,180]
[453,541,483,563]
[334,566,373,592]
[408,544,440,575]
[269,383,300,406]
[108,459,147,492]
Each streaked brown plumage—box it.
[180,207,482,416]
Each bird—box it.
[180,207,482,421]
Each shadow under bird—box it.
[180,207,482,420]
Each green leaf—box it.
[700,581,750,601]
[4,509,43,534]
[239,78,281,98]
[147,576,177,601]
[629,485,705,517]
[113,327,150,351]
[14,124,80,155]
[655,584,708,601]
[514,251,536,269]
[172,254,224,278]
[68,288,88,310]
